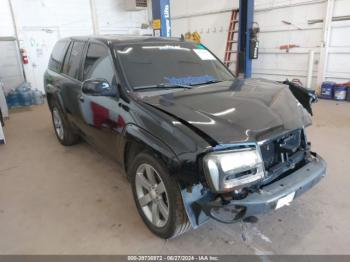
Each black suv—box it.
[44,36,326,239]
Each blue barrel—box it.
[334,86,347,101]
[320,82,335,99]
[347,87,350,102]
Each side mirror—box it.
[82,79,116,96]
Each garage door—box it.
[0,37,25,94]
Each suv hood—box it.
[140,79,312,145]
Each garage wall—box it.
[1,0,149,37]
[0,0,15,36]
[0,38,25,93]
[171,0,350,89]
[326,0,350,82]
[0,1,23,93]
[0,0,150,92]
[96,0,149,35]
[11,0,93,38]
[252,0,326,88]
[171,0,239,61]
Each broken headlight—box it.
[203,148,265,193]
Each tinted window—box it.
[62,43,72,75]
[83,43,115,84]
[62,41,85,79]
[48,40,69,72]
[115,43,234,89]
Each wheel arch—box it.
[46,92,55,110]
[122,124,180,180]
[46,91,70,122]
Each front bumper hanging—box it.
[184,154,326,226]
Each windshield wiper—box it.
[190,80,224,86]
[134,83,192,91]
[133,80,226,90]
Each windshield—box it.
[114,42,234,90]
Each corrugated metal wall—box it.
[171,1,239,62]
[326,0,350,83]
[252,0,326,88]
[171,0,350,89]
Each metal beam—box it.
[239,0,254,78]
[316,0,335,93]
[152,0,171,37]
[89,0,99,35]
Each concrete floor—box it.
[1,100,350,254]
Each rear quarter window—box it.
[48,40,69,73]
[62,41,85,80]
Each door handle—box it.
[79,95,84,102]
[119,103,130,112]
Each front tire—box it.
[129,152,192,239]
[51,104,80,146]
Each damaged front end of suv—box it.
[141,78,326,229]
[183,129,325,227]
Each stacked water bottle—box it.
[320,81,350,102]
[5,82,45,109]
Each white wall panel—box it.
[327,53,350,72]
[329,22,350,47]
[171,0,238,18]
[325,0,350,82]
[170,0,238,61]
[255,0,326,10]
[3,0,149,39]
[252,0,326,87]
[96,0,148,35]
[0,0,15,36]
[173,12,233,60]
[11,0,93,37]
[258,29,323,49]
[333,0,350,16]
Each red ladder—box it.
[224,9,239,74]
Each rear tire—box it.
[129,152,192,239]
[50,103,80,146]
[0,108,4,127]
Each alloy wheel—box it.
[53,108,64,140]
[135,163,170,227]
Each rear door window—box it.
[48,40,69,72]
[62,42,73,75]
[62,41,85,80]
[83,43,115,85]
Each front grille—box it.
[259,129,303,171]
